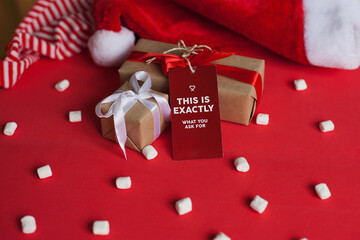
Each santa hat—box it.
[89,0,360,69]
[88,0,135,67]
[2,0,360,88]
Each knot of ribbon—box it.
[146,40,212,73]
[95,71,171,159]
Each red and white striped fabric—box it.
[0,0,95,88]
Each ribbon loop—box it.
[95,71,171,159]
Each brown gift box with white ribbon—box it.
[99,80,169,152]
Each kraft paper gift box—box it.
[119,38,265,125]
[98,80,169,152]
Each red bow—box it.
[127,48,263,102]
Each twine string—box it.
[145,40,212,73]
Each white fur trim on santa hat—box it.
[303,0,360,69]
[88,27,136,67]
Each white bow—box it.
[95,71,171,159]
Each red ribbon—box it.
[127,49,263,102]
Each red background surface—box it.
[1,37,360,240]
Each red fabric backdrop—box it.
[94,0,308,64]
[1,36,360,239]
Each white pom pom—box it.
[88,27,135,67]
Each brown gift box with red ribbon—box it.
[119,39,265,125]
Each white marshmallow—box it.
[294,79,307,91]
[21,215,36,234]
[250,195,268,214]
[299,238,308,240]
[69,111,82,122]
[234,157,250,172]
[256,113,269,125]
[213,232,231,240]
[116,176,131,189]
[315,183,331,200]
[3,122,17,136]
[37,165,52,179]
[319,120,334,132]
[54,79,70,92]
[142,145,158,160]
[175,197,192,215]
[92,220,110,235]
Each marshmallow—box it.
[116,176,132,189]
[234,157,250,172]
[299,238,308,240]
[37,165,52,179]
[92,220,110,235]
[294,79,307,91]
[250,195,268,214]
[315,183,331,200]
[54,79,70,92]
[319,120,334,133]
[21,215,36,234]
[213,232,231,240]
[69,111,82,122]
[175,197,192,215]
[256,113,269,125]
[3,122,17,136]
[142,145,158,160]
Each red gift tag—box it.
[168,65,223,160]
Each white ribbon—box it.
[95,71,171,159]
